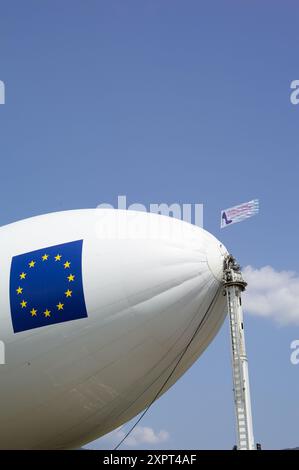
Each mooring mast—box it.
[223,255,255,450]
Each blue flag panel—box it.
[10,239,87,333]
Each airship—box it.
[0,209,228,449]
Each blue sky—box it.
[1,1,299,449]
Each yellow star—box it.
[42,254,49,261]
[30,308,37,317]
[20,272,27,280]
[44,309,51,318]
[57,302,64,310]
[64,261,71,269]
[55,254,62,261]
[20,300,27,308]
[67,274,75,282]
[29,260,36,268]
[16,286,23,295]
[65,289,72,298]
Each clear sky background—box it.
[1,1,299,449]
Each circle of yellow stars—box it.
[16,252,76,319]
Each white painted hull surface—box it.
[0,209,227,449]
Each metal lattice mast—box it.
[223,255,255,450]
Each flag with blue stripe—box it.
[9,240,88,333]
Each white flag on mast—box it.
[221,199,259,228]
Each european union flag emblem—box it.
[9,240,88,333]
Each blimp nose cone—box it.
[206,237,227,282]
